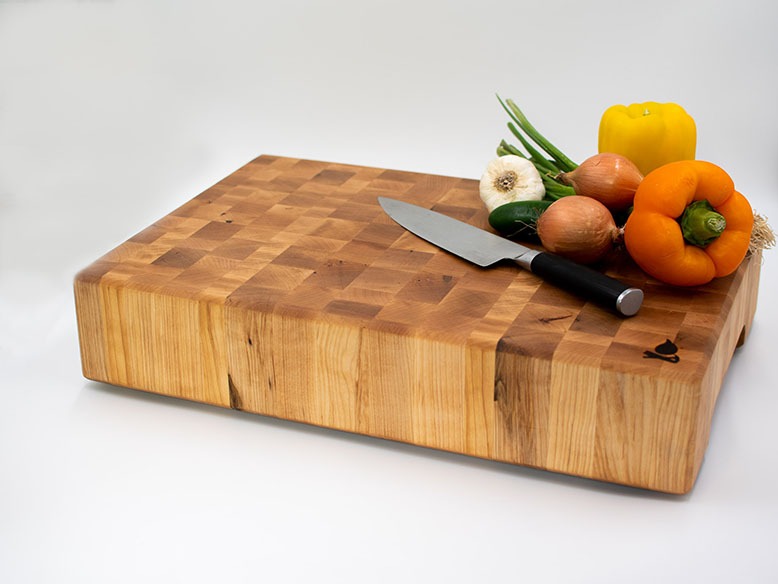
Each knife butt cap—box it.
[616,288,643,317]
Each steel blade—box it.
[378,197,537,268]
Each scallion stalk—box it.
[495,95,582,201]
[499,96,578,172]
[507,122,561,175]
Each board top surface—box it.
[77,154,756,384]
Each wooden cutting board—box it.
[74,155,762,494]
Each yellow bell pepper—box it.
[598,102,697,176]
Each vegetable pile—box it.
[481,96,775,287]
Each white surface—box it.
[2,1,778,582]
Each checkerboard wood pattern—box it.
[74,155,762,493]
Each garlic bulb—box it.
[479,155,545,213]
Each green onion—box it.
[495,95,581,200]
[507,122,560,175]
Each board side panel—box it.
[225,304,496,456]
[95,283,230,406]
[463,343,496,459]
[493,337,702,493]
[690,251,762,485]
[74,276,109,381]
[593,371,699,494]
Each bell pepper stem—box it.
[680,200,727,247]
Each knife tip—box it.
[377,196,396,210]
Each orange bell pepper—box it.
[623,161,753,286]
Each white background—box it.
[2,1,778,582]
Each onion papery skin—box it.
[558,153,643,211]
[536,196,622,264]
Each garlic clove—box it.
[479,155,545,213]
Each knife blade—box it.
[378,197,643,316]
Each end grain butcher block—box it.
[74,155,762,494]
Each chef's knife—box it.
[378,197,643,316]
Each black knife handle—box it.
[527,252,643,316]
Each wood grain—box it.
[74,155,762,493]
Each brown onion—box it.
[536,196,622,264]
[557,153,643,210]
